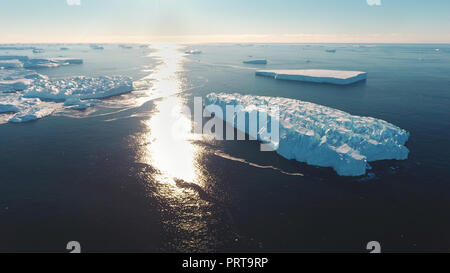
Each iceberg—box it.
[119,45,133,49]
[0,94,59,123]
[0,56,83,69]
[49,58,83,65]
[205,93,410,176]
[0,46,35,51]
[185,49,202,54]
[243,59,267,65]
[256,69,367,85]
[0,75,133,123]
[24,58,82,68]
[23,76,133,101]
[0,103,19,113]
[90,44,104,50]
[0,78,34,92]
[0,59,24,69]
[0,55,30,62]
[326,49,337,53]
[32,48,45,54]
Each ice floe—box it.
[0,59,24,69]
[90,44,104,50]
[0,78,33,92]
[256,69,367,85]
[0,93,60,123]
[119,45,133,49]
[0,74,133,123]
[185,49,202,54]
[0,56,83,69]
[205,93,410,176]
[243,59,267,65]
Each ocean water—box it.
[0,43,449,252]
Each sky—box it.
[0,0,449,43]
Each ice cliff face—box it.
[206,93,409,176]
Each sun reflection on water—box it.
[134,44,220,251]
[139,44,205,187]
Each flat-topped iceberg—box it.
[243,59,267,65]
[205,93,410,176]
[256,69,367,85]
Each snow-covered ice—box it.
[24,57,83,68]
[0,56,83,69]
[0,93,59,123]
[256,69,367,85]
[0,59,24,69]
[243,59,267,65]
[0,78,33,92]
[23,76,133,100]
[0,74,133,123]
[205,93,409,176]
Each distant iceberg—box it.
[243,59,267,65]
[0,59,24,69]
[90,44,104,50]
[185,49,202,54]
[326,49,337,53]
[119,44,133,49]
[0,46,35,51]
[256,69,367,85]
[0,56,83,69]
[206,93,410,176]
[24,57,83,68]
[32,48,45,54]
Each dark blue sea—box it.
[0,43,449,252]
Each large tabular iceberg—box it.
[206,93,410,176]
[256,69,367,85]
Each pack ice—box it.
[256,69,367,85]
[0,73,133,123]
[0,55,83,69]
[205,93,409,176]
